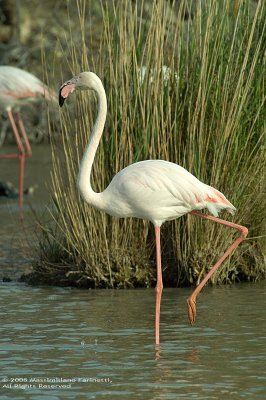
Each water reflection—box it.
[1,281,266,399]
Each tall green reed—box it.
[32,0,265,287]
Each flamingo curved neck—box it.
[77,81,107,211]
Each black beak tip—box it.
[59,90,65,107]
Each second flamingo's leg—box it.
[187,211,248,324]
[7,110,25,208]
[18,154,25,208]
[15,111,32,157]
[7,110,24,155]
[155,225,163,345]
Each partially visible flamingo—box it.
[59,71,248,346]
[0,66,56,208]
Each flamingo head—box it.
[59,72,103,107]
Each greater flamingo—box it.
[59,71,248,345]
[0,66,56,208]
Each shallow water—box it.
[1,281,266,399]
[1,145,266,398]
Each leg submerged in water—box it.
[155,225,163,345]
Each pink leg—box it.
[187,211,248,324]
[18,154,25,208]
[7,110,26,208]
[155,226,163,345]
[15,112,32,157]
[7,110,25,155]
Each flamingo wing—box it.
[104,160,235,224]
[0,66,56,109]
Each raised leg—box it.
[155,225,163,345]
[187,211,248,324]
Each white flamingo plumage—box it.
[0,66,56,208]
[59,71,248,345]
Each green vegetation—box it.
[28,0,265,287]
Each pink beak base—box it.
[59,83,76,107]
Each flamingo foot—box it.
[187,296,197,325]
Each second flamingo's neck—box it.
[77,81,107,210]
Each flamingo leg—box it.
[7,110,25,208]
[187,210,248,324]
[15,111,32,157]
[7,110,25,155]
[155,225,163,345]
[18,154,25,208]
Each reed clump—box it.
[29,0,265,287]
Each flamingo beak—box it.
[59,81,76,107]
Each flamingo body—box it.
[59,71,247,346]
[101,160,235,225]
[0,66,53,111]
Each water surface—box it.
[1,145,265,399]
[1,281,266,399]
